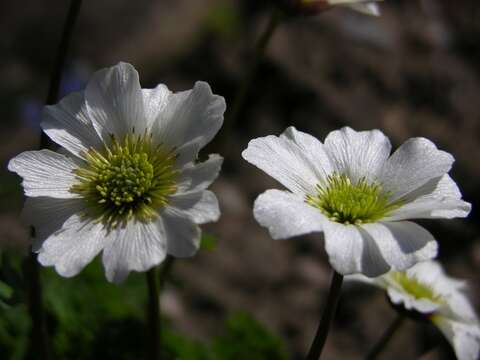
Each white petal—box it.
[142,84,171,128]
[280,127,334,181]
[443,291,480,324]
[161,207,201,258]
[400,261,478,322]
[152,81,225,151]
[405,260,445,285]
[433,317,480,360]
[380,138,454,202]
[37,214,105,278]
[85,62,147,141]
[8,149,81,198]
[42,91,103,158]
[408,263,478,322]
[169,190,220,225]
[346,273,380,286]
[174,139,201,167]
[21,197,85,250]
[242,133,320,195]
[176,154,223,192]
[348,3,380,15]
[387,287,440,313]
[324,127,392,183]
[360,222,438,271]
[323,221,390,276]
[347,273,392,291]
[253,189,325,240]
[385,175,471,221]
[102,220,167,283]
[327,0,381,15]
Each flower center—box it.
[70,133,178,227]
[390,272,444,304]
[306,173,400,225]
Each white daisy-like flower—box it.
[291,0,382,16]
[349,261,480,360]
[242,127,471,277]
[8,62,226,283]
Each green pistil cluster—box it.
[71,132,178,227]
[391,272,444,304]
[306,173,400,225]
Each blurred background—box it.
[0,0,479,359]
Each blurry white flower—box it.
[285,0,382,16]
[242,127,470,277]
[324,0,381,15]
[349,261,480,360]
[9,62,226,283]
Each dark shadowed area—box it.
[0,1,479,359]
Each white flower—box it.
[293,0,382,16]
[326,0,382,15]
[348,261,480,360]
[8,62,226,283]
[242,127,471,277]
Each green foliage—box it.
[0,255,288,359]
[163,330,210,360]
[42,259,146,359]
[0,252,28,359]
[0,280,14,313]
[200,234,218,252]
[210,313,288,360]
[0,304,29,360]
[0,253,25,309]
[163,312,288,360]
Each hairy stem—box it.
[306,270,344,360]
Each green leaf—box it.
[200,234,218,251]
[0,280,13,300]
[162,329,210,360]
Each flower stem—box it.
[145,256,175,360]
[41,0,83,147]
[25,252,50,360]
[365,315,404,360]
[306,270,344,360]
[220,7,282,154]
[146,267,161,360]
[27,1,83,359]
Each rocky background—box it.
[0,1,479,359]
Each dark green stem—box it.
[219,8,282,154]
[27,1,83,359]
[147,268,160,360]
[306,270,344,360]
[25,252,50,360]
[365,315,404,360]
[41,0,83,147]
[145,256,175,360]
